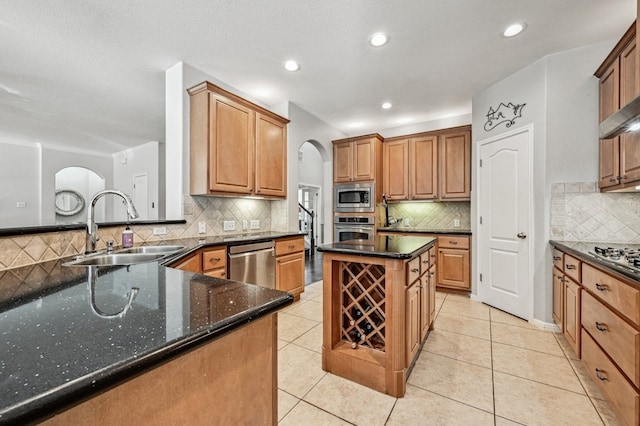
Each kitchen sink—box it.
[116,245,186,255]
[63,253,167,267]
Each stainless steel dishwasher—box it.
[228,240,275,288]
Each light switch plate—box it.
[198,222,206,234]
[453,219,461,228]
[223,221,235,231]
[250,220,260,230]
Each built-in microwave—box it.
[334,182,375,213]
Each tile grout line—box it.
[489,307,497,426]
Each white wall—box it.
[298,143,324,187]
[471,39,616,323]
[0,140,41,227]
[379,114,472,138]
[113,141,164,220]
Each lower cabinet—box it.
[275,236,305,298]
[202,246,227,278]
[171,251,202,273]
[405,279,421,367]
[563,277,581,357]
[552,267,564,330]
[405,250,435,368]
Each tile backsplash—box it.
[550,182,640,243]
[0,195,287,271]
[387,201,471,229]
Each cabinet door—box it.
[552,269,564,331]
[383,139,409,200]
[419,275,430,341]
[439,130,471,200]
[334,142,353,182]
[620,131,640,184]
[620,38,637,106]
[405,280,421,367]
[276,252,305,297]
[353,139,375,181]
[171,252,202,273]
[437,248,470,290]
[599,137,621,189]
[210,93,254,194]
[255,113,287,197]
[429,266,436,327]
[410,136,438,200]
[563,278,581,357]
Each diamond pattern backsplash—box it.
[0,195,286,271]
[387,201,471,229]
[550,182,640,243]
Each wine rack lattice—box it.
[340,261,386,351]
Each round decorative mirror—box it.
[54,189,85,216]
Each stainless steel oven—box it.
[333,216,375,244]
[334,182,375,213]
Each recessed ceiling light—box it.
[503,23,525,37]
[284,60,300,71]
[349,122,365,128]
[369,32,389,47]
[381,102,392,110]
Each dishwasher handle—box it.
[228,240,275,255]
[228,247,275,259]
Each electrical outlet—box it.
[198,221,206,234]
[242,220,248,231]
[153,227,167,235]
[16,201,26,208]
[250,220,260,230]
[223,221,236,231]
[453,218,461,228]
[404,218,410,226]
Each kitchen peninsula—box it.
[0,232,301,425]
[318,235,437,397]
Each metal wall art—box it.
[484,102,526,131]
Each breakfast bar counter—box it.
[318,235,437,397]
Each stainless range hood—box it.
[599,94,640,139]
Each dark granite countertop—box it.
[318,235,437,259]
[0,231,301,424]
[549,240,640,286]
[377,227,472,235]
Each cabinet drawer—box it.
[419,248,434,273]
[275,237,304,256]
[407,257,421,284]
[581,329,640,426]
[582,291,640,387]
[552,249,564,270]
[582,263,640,327]
[204,268,227,279]
[202,247,226,271]
[438,236,469,249]
[563,254,581,283]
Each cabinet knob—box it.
[517,232,527,239]
[609,178,617,183]
[565,264,576,270]
[595,322,608,332]
[553,256,561,261]
[595,368,608,381]
[411,268,419,273]
[595,283,608,292]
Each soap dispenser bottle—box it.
[122,225,134,248]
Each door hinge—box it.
[479,159,483,167]
[479,216,483,225]
[479,273,483,282]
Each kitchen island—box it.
[0,234,297,425]
[318,235,437,397]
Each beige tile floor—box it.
[277,281,622,425]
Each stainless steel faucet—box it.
[86,190,139,254]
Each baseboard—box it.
[530,318,561,332]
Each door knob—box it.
[517,232,527,239]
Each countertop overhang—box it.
[377,227,472,235]
[318,235,437,259]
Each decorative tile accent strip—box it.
[387,202,471,229]
[550,182,640,243]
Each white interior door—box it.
[478,126,532,320]
[133,174,148,220]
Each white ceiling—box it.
[0,0,635,155]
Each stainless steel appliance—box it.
[228,241,275,288]
[334,216,375,244]
[588,245,640,275]
[334,182,375,213]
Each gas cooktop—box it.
[588,245,640,274]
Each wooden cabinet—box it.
[383,139,409,200]
[552,269,564,330]
[383,125,471,202]
[171,251,202,273]
[405,279,421,367]
[187,81,289,198]
[333,134,383,183]
[437,236,471,291]
[596,23,640,191]
[202,247,227,278]
[405,248,436,367]
[563,277,581,357]
[275,236,305,299]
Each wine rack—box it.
[339,261,386,351]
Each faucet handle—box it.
[106,240,115,252]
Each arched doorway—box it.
[297,139,329,256]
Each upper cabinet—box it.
[187,81,289,198]
[596,23,640,191]
[333,134,383,183]
[383,125,471,202]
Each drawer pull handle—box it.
[595,322,608,332]
[431,254,436,258]
[422,260,429,264]
[595,283,608,292]
[289,245,295,249]
[411,268,419,273]
[210,257,221,262]
[565,264,576,270]
[553,256,561,261]
[595,368,608,381]
[449,241,458,245]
